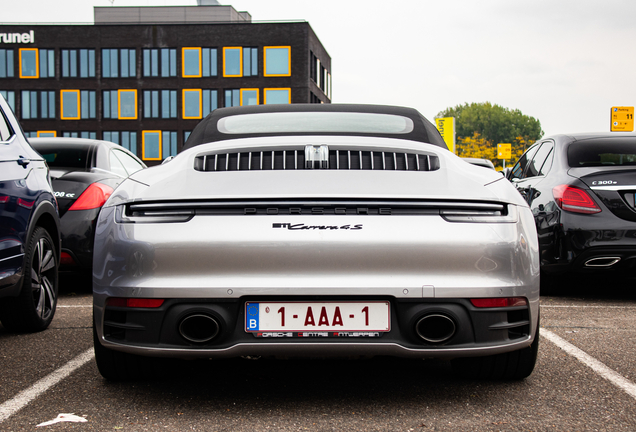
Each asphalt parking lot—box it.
[1,273,636,431]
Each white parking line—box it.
[0,348,94,424]
[542,329,636,401]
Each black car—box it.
[29,138,146,272]
[0,95,61,333]
[507,133,636,277]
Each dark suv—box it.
[0,94,61,332]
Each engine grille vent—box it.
[194,149,440,172]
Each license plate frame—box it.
[245,301,391,333]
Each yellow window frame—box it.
[182,89,202,119]
[182,47,202,78]
[37,131,57,137]
[264,88,291,104]
[19,48,39,79]
[60,90,81,120]
[263,46,291,77]
[142,130,162,161]
[240,88,259,106]
[118,89,138,120]
[223,47,243,77]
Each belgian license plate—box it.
[245,301,390,332]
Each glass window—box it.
[143,48,176,77]
[243,47,258,77]
[184,130,192,143]
[0,108,14,141]
[264,46,290,77]
[0,90,16,112]
[62,49,95,78]
[0,49,15,78]
[223,47,242,77]
[37,131,56,137]
[39,49,55,78]
[108,150,128,177]
[264,88,290,105]
[104,90,136,120]
[240,89,259,106]
[20,90,55,120]
[567,140,636,167]
[103,49,136,78]
[525,142,554,178]
[143,90,176,118]
[224,89,240,107]
[510,144,540,180]
[112,148,145,174]
[61,90,95,120]
[162,131,177,159]
[62,131,96,139]
[80,90,96,119]
[142,130,162,160]
[182,48,201,78]
[119,90,137,119]
[217,112,415,135]
[202,89,218,117]
[32,142,92,168]
[19,48,38,78]
[104,131,137,155]
[182,89,202,119]
[201,48,217,77]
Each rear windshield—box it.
[32,144,91,169]
[217,112,415,135]
[568,141,636,167]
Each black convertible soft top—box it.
[183,104,448,151]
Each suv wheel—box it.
[0,227,58,332]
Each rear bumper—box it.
[94,296,537,360]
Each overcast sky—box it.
[3,0,636,137]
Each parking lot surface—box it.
[1,273,636,431]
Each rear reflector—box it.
[106,298,165,308]
[553,184,601,214]
[69,182,114,211]
[60,252,75,266]
[470,297,528,308]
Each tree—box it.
[436,102,544,169]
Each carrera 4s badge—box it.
[273,223,363,230]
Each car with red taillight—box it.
[29,138,146,271]
[507,133,636,278]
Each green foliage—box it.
[436,102,544,170]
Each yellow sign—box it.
[497,143,511,159]
[611,106,634,132]
[435,117,455,153]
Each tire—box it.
[451,321,540,380]
[0,227,58,332]
[93,323,158,381]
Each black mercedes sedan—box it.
[0,94,61,333]
[29,138,146,272]
[507,133,636,277]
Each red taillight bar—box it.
[470,297,528,308]
[69,182,114,211]
[553,184,601,214]
[106,298,165,308]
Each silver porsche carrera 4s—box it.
[93,104,540,381]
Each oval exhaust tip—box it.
[179,314,220,343]
[415,314,456,344]
[584,257,621,267]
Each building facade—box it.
[0,4,332,163]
